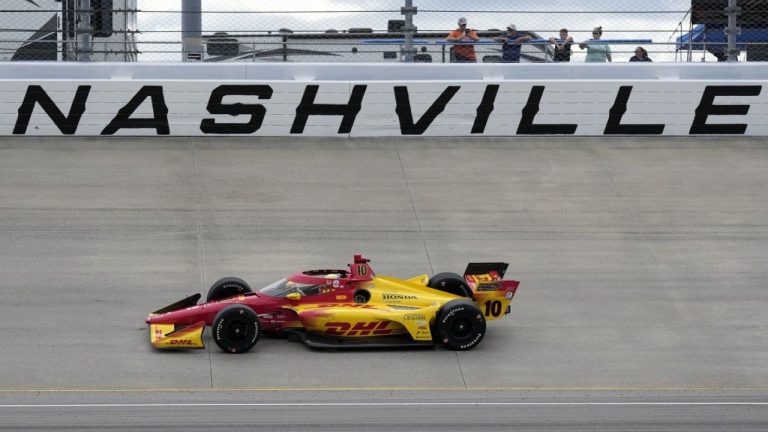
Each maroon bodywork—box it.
[146,254,376,333]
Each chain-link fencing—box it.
[1,0,766,62]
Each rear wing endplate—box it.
[464,262,509,279]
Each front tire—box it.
[212,305,260,353]
[428,272,473,298]
[207,277,252,303]
[436,300,486,351]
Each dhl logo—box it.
[169,339,195,345]
[325,321,393,336]
[313,304,375,309]
[467,272,498,283]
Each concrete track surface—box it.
[0,136,767,430]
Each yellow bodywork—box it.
[149,321,205,349]
[283,272,513,341]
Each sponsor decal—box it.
[459,332,483,350]
[169,339,194,345]
[332,280,340,288]
[440,306,467,323]
[154,327,164,339]
[314,303,374,309]
[324,321,393,336]
[335,294,347,300]
[383,293,417,301]
[403,313,426,321]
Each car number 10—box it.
[484,300,502,317]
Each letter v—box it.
[394,86,460,135]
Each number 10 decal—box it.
[484,300,502,317]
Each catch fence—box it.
[1,0,766,63]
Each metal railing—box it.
[1,0,766,63]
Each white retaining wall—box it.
[1,62,766,136]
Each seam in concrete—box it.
[189,140,214,390]
[455,352,468,389]
[393,140,433,275]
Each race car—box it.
[146,254,519,353]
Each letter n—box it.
[14,85,91,135]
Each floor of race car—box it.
[0,136,766,430]
[280,328,436,349]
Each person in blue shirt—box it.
[493,24,531,63]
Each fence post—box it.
[182,0,203,61]
[77,0,93,62]
[401,0,417,62]
[725,0,741,61]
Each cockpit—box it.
[259,278,323,297]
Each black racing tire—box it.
[353,289,371,304]
[436,300,486,351]
[428,272,473,298]
[212,305,260,354]
[206,277,252,303]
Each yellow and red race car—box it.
[146,255,519,352]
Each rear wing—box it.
[463,262,519,320]
[464,262,509,278]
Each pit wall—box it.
[1,62,766,136]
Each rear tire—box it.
[436,300,486,351]
[428,272,473,298]
[207,277,252,303]
[212,305,260,353]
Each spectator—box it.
[580,26,612,63]
[548,28,573,62]
[629,46,652,62]
[493,24,532,63]
[446,17,479,63]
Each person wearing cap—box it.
[446,17,479,63]
[493,24,532,63]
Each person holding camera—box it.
[446,17,479,63]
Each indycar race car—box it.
[146,255,519,352]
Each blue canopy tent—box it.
[676,24,768,60]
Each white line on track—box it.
[1,402,767,408]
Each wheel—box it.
[206,277,252,303]
[212,305,260,353]
[353,289,371,304]
[436,300,486,351]
[428,272,473,298]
